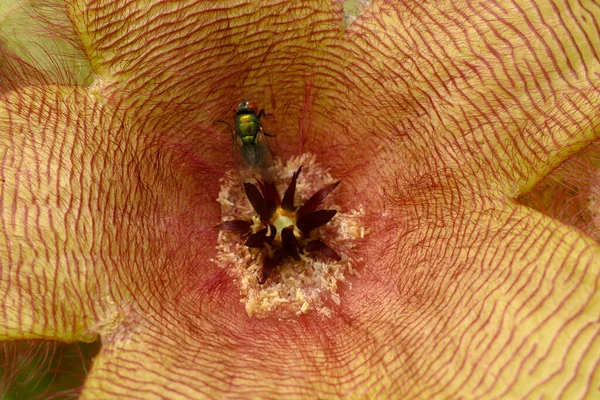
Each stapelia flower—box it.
[1,0,599,398]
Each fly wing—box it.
[253,127,275,183]
[232,127,275,184]
[232,133,254,183]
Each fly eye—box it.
[247,102,258,111]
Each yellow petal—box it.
[0,86,118,341]
[66,0,343,109]
[0,0,92,88]
[308,1,600,196]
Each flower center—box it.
[271,209,297,239]
[214,154,367,318]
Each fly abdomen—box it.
[241,143,262,166]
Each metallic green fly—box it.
[215,100,275,183]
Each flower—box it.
[1,0,599,398]
[218,165,341,284]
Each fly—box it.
[215,100,275,183]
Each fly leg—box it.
[257,109,267,119]
[214,120,235,141]
[256,110,275,137]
